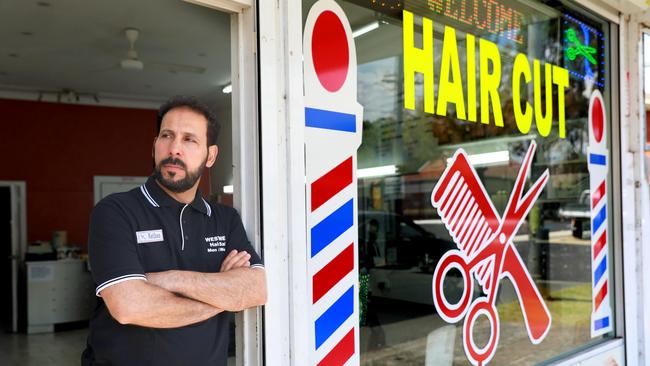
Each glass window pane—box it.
[304,0,616,364]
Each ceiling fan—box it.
[120,28,144,71]
[95,28,206,74]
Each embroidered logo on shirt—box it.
[205,235,226,253]
[136,229,164,244]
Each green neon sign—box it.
[565,28,597,65]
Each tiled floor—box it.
[0,327,237,366]
[0,328,88,366]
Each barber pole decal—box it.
[304,1,362,365]
[588,90,612,337]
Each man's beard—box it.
[153,156,206,193]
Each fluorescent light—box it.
[352,21,379,38]
[558,208,590,218]
[358,165,396,178]
[222,84,232,94]
[447,151,510,167]
[223,185,233,194]
[413,219,444,225]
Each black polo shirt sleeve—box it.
[89,198,146,296]
[227,208,263,268]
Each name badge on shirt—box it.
[136,229,164,244]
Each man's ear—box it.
[206,145,218,168]
[152,137,157,158]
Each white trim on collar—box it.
[202,198,212,216]
[140,185,160,207]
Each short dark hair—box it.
[156,96,220,146]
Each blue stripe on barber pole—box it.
[305,107,357,132]
[594,255,607,285]
[311,199,354,257]
[592,205,606,236]
[314,286,354,349]
[594,316,610,331]
[589,153,607,166]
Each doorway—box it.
[0,187,12,331]
[0,0,262,365]
[0,182,26,334]
[0,0,262,364]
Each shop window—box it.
[305,0,616,364]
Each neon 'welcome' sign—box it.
[426,0,526,44]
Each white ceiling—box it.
[0,0,231,107]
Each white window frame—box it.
[617,15,650,366]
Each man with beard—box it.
[82,96,266,366]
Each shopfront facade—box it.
[201,0,650,365]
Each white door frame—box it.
[230,5,264,366]
[616,12,650,366]
[194,0,310,364]
[257,0,309,365]
[93,176,148,205]
[0,181,27,333]
[620,18,650,366]
[182,1,263,365]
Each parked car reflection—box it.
[558,189,591,238]
[359,211,457,306]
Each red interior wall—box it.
[1,99,210,250]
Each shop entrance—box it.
[0,0,262,364]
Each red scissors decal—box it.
[431,141,552,366]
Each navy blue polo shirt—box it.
[83,176,263,366]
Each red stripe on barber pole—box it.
[311,157,353,211]
[312,244,354,303]
[591,181,605,209]
[317,328,355,366]
[593,230,607,260]
[594,282,608,311]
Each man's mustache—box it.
[159,157,187,169]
